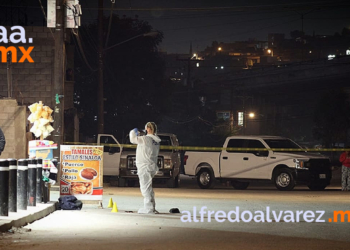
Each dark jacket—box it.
[0,127,5,154]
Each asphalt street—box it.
[0,174,349,250]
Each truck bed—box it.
[184,151,221,176]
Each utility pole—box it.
[230,87,234,133]
[186,42,192,114]
[97,0,104,134]
[7,52,12,98]
[294,9,316,62]
[53,0,65,157]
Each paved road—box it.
[0,174,349,250]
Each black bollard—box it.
[0,159,9,216]
[27,159,37,206]
[8,158,17,212]
[36,158,43,203]
[43,182,49,204]
[17,159,28,210]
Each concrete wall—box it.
[0,26,55,108]
[0,99,26,159]
[0,26,78,150]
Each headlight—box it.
[293,159,308,169]
[125,157,136,168]
[164,159,172,169]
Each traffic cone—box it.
[107,198,113,208]
[111,202,118,213]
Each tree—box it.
[73,15,166,140]
[211,119,240,140]
[313,89,350,147]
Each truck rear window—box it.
[226,139,245,152]
[158,136,172,152]
[263,139,301,151]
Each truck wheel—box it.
[308,184,327,191]
[197,169,215,189]
[274,168,295,191]
[231,180,249,190]
[166,175,179,188]
[118,177,126,187]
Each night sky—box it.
[90,0,350,53]
[2,0,350,53]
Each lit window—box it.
[221,66,224,69]
[238,112,244,126]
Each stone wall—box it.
[0,99,26,159]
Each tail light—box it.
[184,155,188,165]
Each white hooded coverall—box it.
[129,129,161,214]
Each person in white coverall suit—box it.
[129,122,161,214]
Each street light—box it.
[267,49,273,56]
[97,31,159,134]
[248,112,255,118]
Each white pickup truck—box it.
[97,133,181,188]
[184,136,332,191]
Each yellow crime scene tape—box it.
[63,141,349,152]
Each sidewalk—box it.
[0,202,57,232]
[0,184,60,232]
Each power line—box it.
[72,30,98,72]
[163,17,300,45]
[74,1,350,12]
[161,13,297,32]
[37,0,55,39]
[104,0,115,48]
[3,0,350,11]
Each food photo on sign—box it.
[60,145,103,202]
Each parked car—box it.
[97,133,181,188]
[184,135,332,191]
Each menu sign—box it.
[60,145,103,201]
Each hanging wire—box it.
[105,0,116,48]
[37,0,55,40]
[71,29,98,72]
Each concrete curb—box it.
[0,202,57,232]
